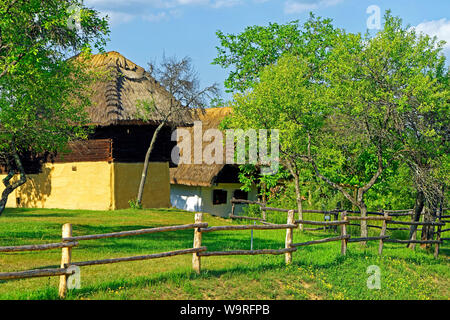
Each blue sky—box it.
[85,0,450,100]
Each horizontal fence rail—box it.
[295,220,348,226]
[0,268,75,281]
[70,247,208,267]
[199,224,297,233]
[387,221,445,226]
[348,236,390,243]
[198,248,297,257]
[290,235,350,247]
[62,223,208,242]
[0,241,78,253]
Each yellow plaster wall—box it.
[113,162,171,209]
[0,162,113,211]
[0,161,171,210]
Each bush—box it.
[128,199,143,210]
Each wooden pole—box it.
[285,210,294,265]
[434,214,442,258]
[59,223,72,299]
[378,211,388,255]
[341,212,348,256]
[193,213,203,274]
[261,183,267,221]
[230,198,235,219]
[261,201,267,221]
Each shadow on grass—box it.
[4,240,448,300]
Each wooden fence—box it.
[0,207,446,298]
[230,198,448,256]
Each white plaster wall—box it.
[170,185,203,212]
[170,183,258,217]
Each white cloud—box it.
[85,0,267,25]
[101,10,136,25]
[413,18,450,51]
[284,0,342,14]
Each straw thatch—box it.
[170,107,235,187]
[81,51,192,126]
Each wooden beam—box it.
[0,268,74,281]
[59,223,72,299]
[388,221,445,226]
[198,248,296,257]
[285,210,294,265]
[193,213,202,274]
[384,239,443,244]
[295,220,348,226]
[200,224,297,233]
[346,216,392,221]
[63,223,208,242]
[0,241,78,253]
[291,235,350,247]
[348,236,390,243]
[70,247,208,267]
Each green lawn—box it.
[0,208,448,300]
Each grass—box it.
[0,208,448,300]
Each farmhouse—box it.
[0,51,190,210]
[170,107,258,217]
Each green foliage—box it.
[128,199,143,210]
[219,11,448,214]
[213,13,338,93]
[0,0,109,213]
[0,0,109,155]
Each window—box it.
[233,189,248,200]
[212,189,227,205]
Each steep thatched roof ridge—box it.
[170,107,234,187]
[82,51,192,126]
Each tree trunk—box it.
[137,122,165,207]
[359,202,369,245]
[0,149,27,216]
[285,159,303,231]
[408,191,424,249]
[356,188,368,242]
[421,206,436,249]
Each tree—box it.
[311,12,448,239]
[213,13,337,93]
[225,54,329,229]
[217,16,338,227]
[135,56,219,207]
[0,0,109,215]
[397,64,449,245]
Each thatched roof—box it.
[170,107,235,187]
[81,51,192,126]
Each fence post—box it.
[230,198,235,219]
[285,210,294,265]
[378,211,388,255]
[341,212,348,256]
[193,213,203,274]
[409,210,417,250]
[434,214,442,259]
[59,223,72,299]
[261,201,267,221]
[333,211,339,233]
